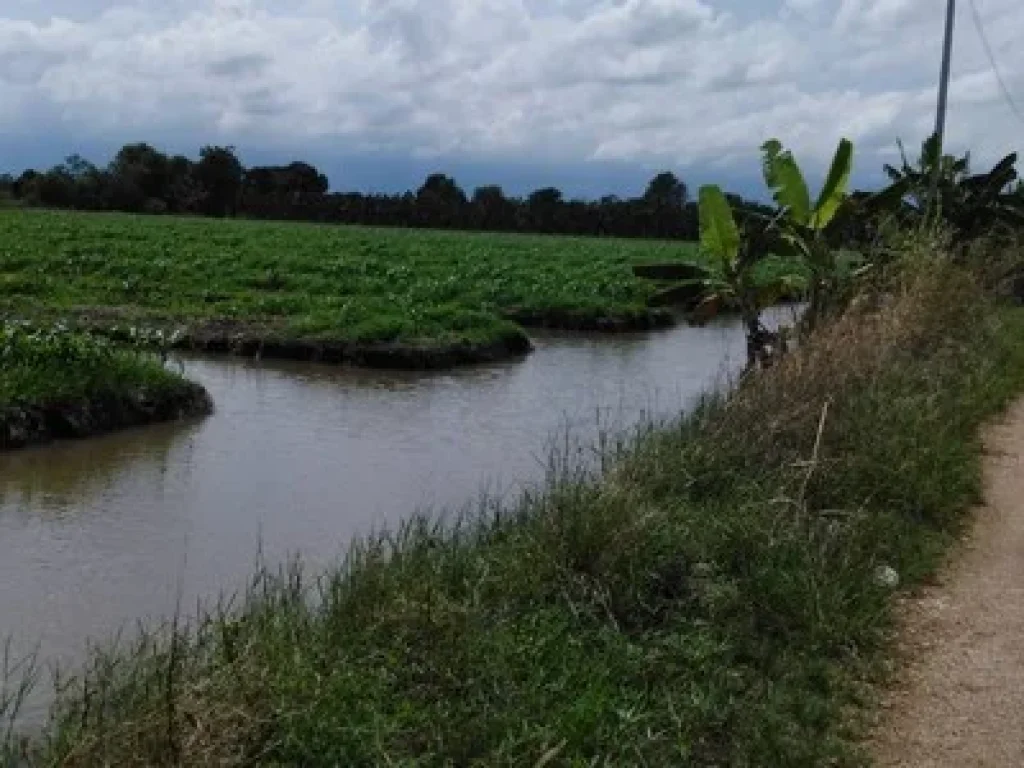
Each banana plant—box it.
[878,134,1024,246]
[761,137,858,331]
[883,134,967,208]
[694,184,805,371]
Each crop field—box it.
[0,209,671,341]
[0,209,801,363]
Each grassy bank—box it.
[0,209,801,368]
[4,257,1023,765]
[0,324,211,450]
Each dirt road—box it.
[871,398,1024,766]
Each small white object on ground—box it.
[874,565,900,589]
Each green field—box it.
[0,209,806,365]
[0,209,689,349]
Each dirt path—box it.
[871,398,1024,767]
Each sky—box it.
[1,0,1022,199]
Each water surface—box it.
[0,312,796,710]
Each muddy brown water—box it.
[0,311,796,720]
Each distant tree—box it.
[527,187,564,232]
[4,138,785,242]
[416,173,467,228]
[471,185,516,231]
[108,143,172,211]
[46,172,78,207]
[642,171,688,238]
[11,170,38,201]
[243,162,328,220]
[284,162,329,214]
[16,161,107,211]
[643,171,688,208]
[194,145,243,217]
[63,154,96,180]
[59,155,107,209]
[163,155,201,214]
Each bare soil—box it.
[870,398,1024,766]
[0,383,212,451]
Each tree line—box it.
[0,142,779,240]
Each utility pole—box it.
[934,0,957,150]
[931,0,957,206]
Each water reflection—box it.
[0,420,203,517]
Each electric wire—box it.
[966,0,1024,126]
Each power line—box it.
[966,0,1024,126]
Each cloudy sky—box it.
[1,0,1022,197]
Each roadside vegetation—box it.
[3,134,1024,765]
[0,323,211,450]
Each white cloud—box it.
[0,0,1022,179]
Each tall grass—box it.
[5,254,1024,765]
